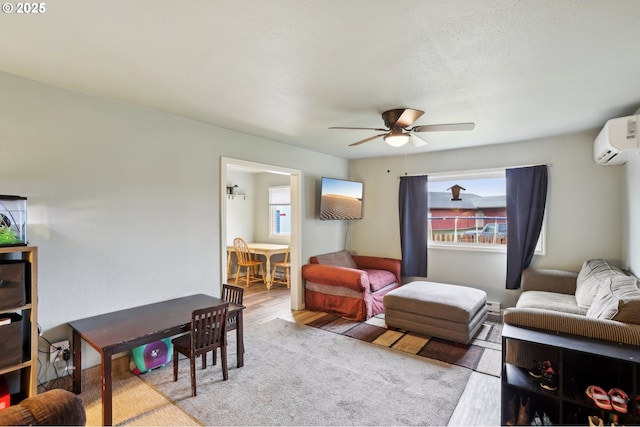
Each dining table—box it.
[68,294,245,426]
[226,242,289,289]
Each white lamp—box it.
[383,129,410,147]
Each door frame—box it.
[220,157,303,310]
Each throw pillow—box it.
[586,278,617,319]
[316,250,358,269]
[586,275,640,324]
[611,276,640,324]
[575,259,625,309]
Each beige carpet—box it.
[79,370,200,426]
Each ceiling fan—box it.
[329,108,475,147]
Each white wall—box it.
[623,153,640,275]
[349,131,623,308]
[225,170,256,244]
[0,71,349,374]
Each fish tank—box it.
[0,196,27,246]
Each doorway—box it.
[220,157,303,310]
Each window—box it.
[269,186,291,237]
[428,169,545,254]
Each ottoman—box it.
[383,281,488,344]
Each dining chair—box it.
[222,283,244,362]
[232,237,265,287]
[171,303,229,397]
[270,246,291,289]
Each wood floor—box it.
[241,283,502,426]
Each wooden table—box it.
[68,294,245,426]
[227,243,289,289]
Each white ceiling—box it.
[1,0,639,160]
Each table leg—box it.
[102,349,113,426]
[226,249,232,278]
[71,331,82,394]
[236,310,244,368]
[264,254,273,290]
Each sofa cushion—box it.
[316,250,358,269]
[575,259,626,309]
[586,275,640,324]
[362,269,397,292]
[517,290,587,316]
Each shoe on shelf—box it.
[608,388,629,413]
[540,367,558,391]
[504,394,517,426]
[516,396,530,426]
[542,412,552,426]
[588,415,604,427]
[528,360,551,379]
[585,385,613,411]
[530,411,542,426]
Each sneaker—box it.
[528,360,551,378]
[530,411,542,426]
[540,367,558,391]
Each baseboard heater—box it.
[486,301,501,315]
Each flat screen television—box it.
[320,177,364,220]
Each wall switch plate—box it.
[50,340,70,363]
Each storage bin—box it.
[0,261,26,311]
[0,313,24,368]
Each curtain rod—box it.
[397,163,552,178]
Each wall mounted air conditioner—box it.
[594,114,639,165]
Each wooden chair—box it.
[233,237,265,287]
[270,246,291,289]
[172,303,229,397]
[222,284,244,362]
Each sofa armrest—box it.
[503,307,640,346]
[0,389,86,426]
[521,268,578,295]
[302,264,369,292]
[352,256,402,284]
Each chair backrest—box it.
[233,238,253,264]
[222,283,244,305]
[190,303,229,352]
[282,246,290,264]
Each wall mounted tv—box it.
[320,177,364,220]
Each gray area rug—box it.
[141,318,472,426]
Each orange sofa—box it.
[302,251,402,321]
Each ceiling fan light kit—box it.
[383,129,410,147]
[330,108,475,148]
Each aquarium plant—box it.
[0,212,23,245]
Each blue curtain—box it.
[398,175,428,277]
[506,165,548,289]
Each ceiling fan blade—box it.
[409,133,428,147]
[348,133,386,146]
[411,122,475,132]
[394,109,425,128]
[329,126,388,131]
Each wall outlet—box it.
[50,340,70,364]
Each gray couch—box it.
[503,259,640,346]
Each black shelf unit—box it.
[502,323,640,425]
